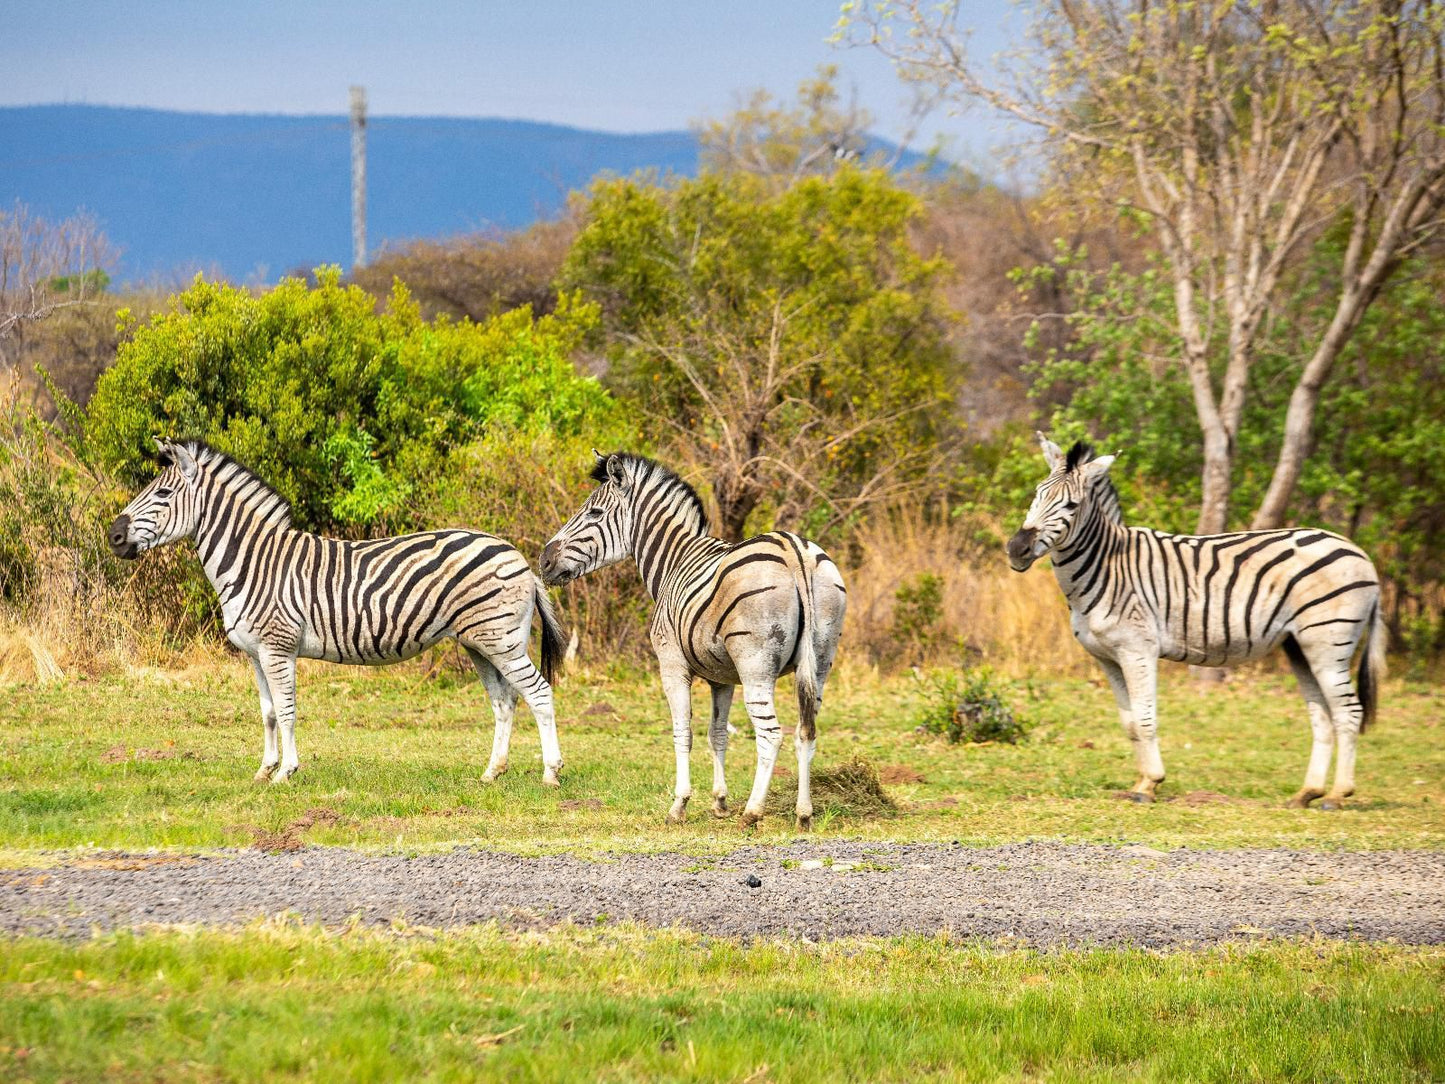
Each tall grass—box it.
[844,501,1087,677]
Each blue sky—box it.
[3,1,1020,154]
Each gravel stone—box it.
[2,841,1442,946]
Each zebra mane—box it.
[594,452,709,530]
[1060,440,1124,526]
[163,440,294,527]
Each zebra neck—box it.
[631,502,709,601]
[194,493,300,601]
[1049,508,1128,594]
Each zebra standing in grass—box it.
[1006,434,1385,808]
[108,439,566,785]
[539,452,847,830]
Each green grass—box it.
[0,658,1441,858]
[0,925,1441,1083]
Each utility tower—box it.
[349,85,367,269]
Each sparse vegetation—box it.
[915,667,1029,745]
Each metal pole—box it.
[349,85,367,269]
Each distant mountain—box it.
[0,104,934,285]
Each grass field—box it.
[3,656,1443,1081]
[0,654,1441,858]
[0,924,1441,1083]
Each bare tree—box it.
[635,291,935,543]
[843,0,1445,531]
[0,203,116,373]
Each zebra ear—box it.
[592,448,606,465]
[170,441,199,481]
[1037,431,1064,470]
[1083,453,1117,476]
[605,454,629,491]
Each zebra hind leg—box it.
[1298,635,1366,811]
[739,677,783,829]
[1282,636,1333,809]
[466,647,518,784]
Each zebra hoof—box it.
[1117,790,1154,804]
[1286,790,1323,809]
[739,809,764,829]
[795,813,813,832]
[270,766,299,785]
[541,771,561,788]
[1318,798,1346,812]
[481,765,507,784]
[711,797,729,819]
[666,800,689,825]
[253,765,278,783]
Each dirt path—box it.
[3,842,1442,946]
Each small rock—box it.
[743,874,762,888]
[799,859,825,871]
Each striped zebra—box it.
[539,452,847,830]
[1006,434,1386,809]
[107,439,566,786]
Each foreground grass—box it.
[0,657,1441,857]
[0,925,1440,1083]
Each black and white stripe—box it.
[109,439,566,785]
[1006,434,1385,808]
[540,452,847,829]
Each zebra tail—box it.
[534,574,567,687]
[1357,599,1387,733]
[795,578,820,743]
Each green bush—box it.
[87,269,610,534]
[915,667,1028,744]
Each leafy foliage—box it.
[87,269,609,533]
[560,167,956,540]
[915,667,1028,745]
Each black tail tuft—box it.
[534,576,567,687]
[1357,600,1386,733]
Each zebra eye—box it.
[1063,500,1078,511]
[155,488,173,499]
[584,507,605,521]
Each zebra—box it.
[1006,433,1386,809]
[538,451,847,830]
[107,438,566,786]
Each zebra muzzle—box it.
[1006,528,1039,571]
[108,514,139,560]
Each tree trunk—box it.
[713,471,761,543]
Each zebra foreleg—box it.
[708,682,733,818]
[659,662,694,824]
[1116,653,1165,801]
[248,655,280,782]
[260,650,301,784]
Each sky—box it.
[2,1,1023,156]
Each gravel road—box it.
[3,842,1442,947]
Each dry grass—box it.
[844,503,1087,677]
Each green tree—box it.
[846,0,1445,533]
[1026,225,1445,634]
[87,268,608,533]
[559,168,956,541]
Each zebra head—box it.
[108,439,203,560]
[1006,432,1116,572]
[538,451,638,586]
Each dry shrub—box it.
[351,218,576,323]
[841,500,1087,677]
[765,754,898,820]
